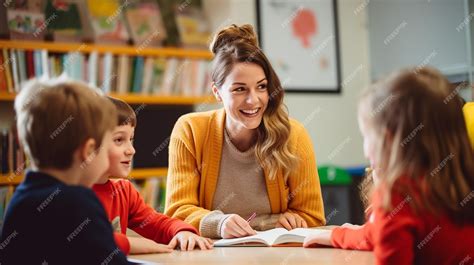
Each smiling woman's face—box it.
[213,62,269,135]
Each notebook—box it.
[214,228,327,247]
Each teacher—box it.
[165,24,325,239]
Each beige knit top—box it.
[199,129,280,238]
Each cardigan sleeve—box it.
[463,102,474,148]
[164,119,212,230]
[285,123,326,227]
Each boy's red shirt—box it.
[93,179,198,254]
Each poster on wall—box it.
[257,0,341,93]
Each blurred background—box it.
[0,0,472,227]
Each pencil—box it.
[246,212,257,223]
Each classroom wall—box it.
[203,0,369,167]
[368,0,469,80]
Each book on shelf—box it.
[87,51,98,87]
[149,57,167,95]
[132,56,145,93]
[6,9,46,40]
[116,54,130,94]
[175,7,211,49]
[9,49,19,92]
[214,228,328,247]
[16,50,27,87]
[0,52,7,92]
[44,0,89,42]
[2,1,214,48]
[161,58,179,95]
[86,0,130,45]
[2,49,13,93]
[1,125,26,175]
[124,2,167,47]
[101,52,114,93]
[141,57,154,95]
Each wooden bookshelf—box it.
[0,40,213,59]
[0,93,15,101]
[0,92,216,105]
[0,175,23,185]
[0,40,212,187]
[0,167,168,185]
[128,168,168,179]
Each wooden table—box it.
[129,247,374,265]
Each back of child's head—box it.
[358,67,474,222]
[107,96,136,127]
[14,78,117,170]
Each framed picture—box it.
[256,0,341,93]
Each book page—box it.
[214,228,288,247]
[274,228,329,245]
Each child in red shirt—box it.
[305,67,474,264]
[93,97,213,254]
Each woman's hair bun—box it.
[209,24,259,54]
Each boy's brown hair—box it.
[14,79,117,170]
[107,96,136,127]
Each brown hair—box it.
[14,79,117,170]
[209,24,297,180]
[107,96,136,127]
[359,167,374,211]
[358,67,474,222]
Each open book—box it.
[214,228,327,247]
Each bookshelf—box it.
[0,40,213,59]
[0,92,215,105]
[0,40,217,186]
[0,167,168,185]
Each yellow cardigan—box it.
[464,102,474,147]
[164,108,326,230]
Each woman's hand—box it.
[168,231,214,251]
[220,214,257,239]
[303,230,333,247]
[276,212,308,230]
[128,236,174,254]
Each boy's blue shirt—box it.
[0,170,131,265]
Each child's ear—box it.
[212,83,222,102]
[80,138,97,162]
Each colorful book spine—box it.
[0,47,211,96]
[33,50,42,78]
[132,56,144,93]
[88,51,98,87]
[40,49,49,79]
[25,51,35,79]
[0,52,6,93]
[2,49,13,93]
[0,126,26,175]
[9,49,19,93]
[16,50,27,86]
[141,57,154,95]
[102,53,114,93]
[0,129,8,174]
[117,55,129,94]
